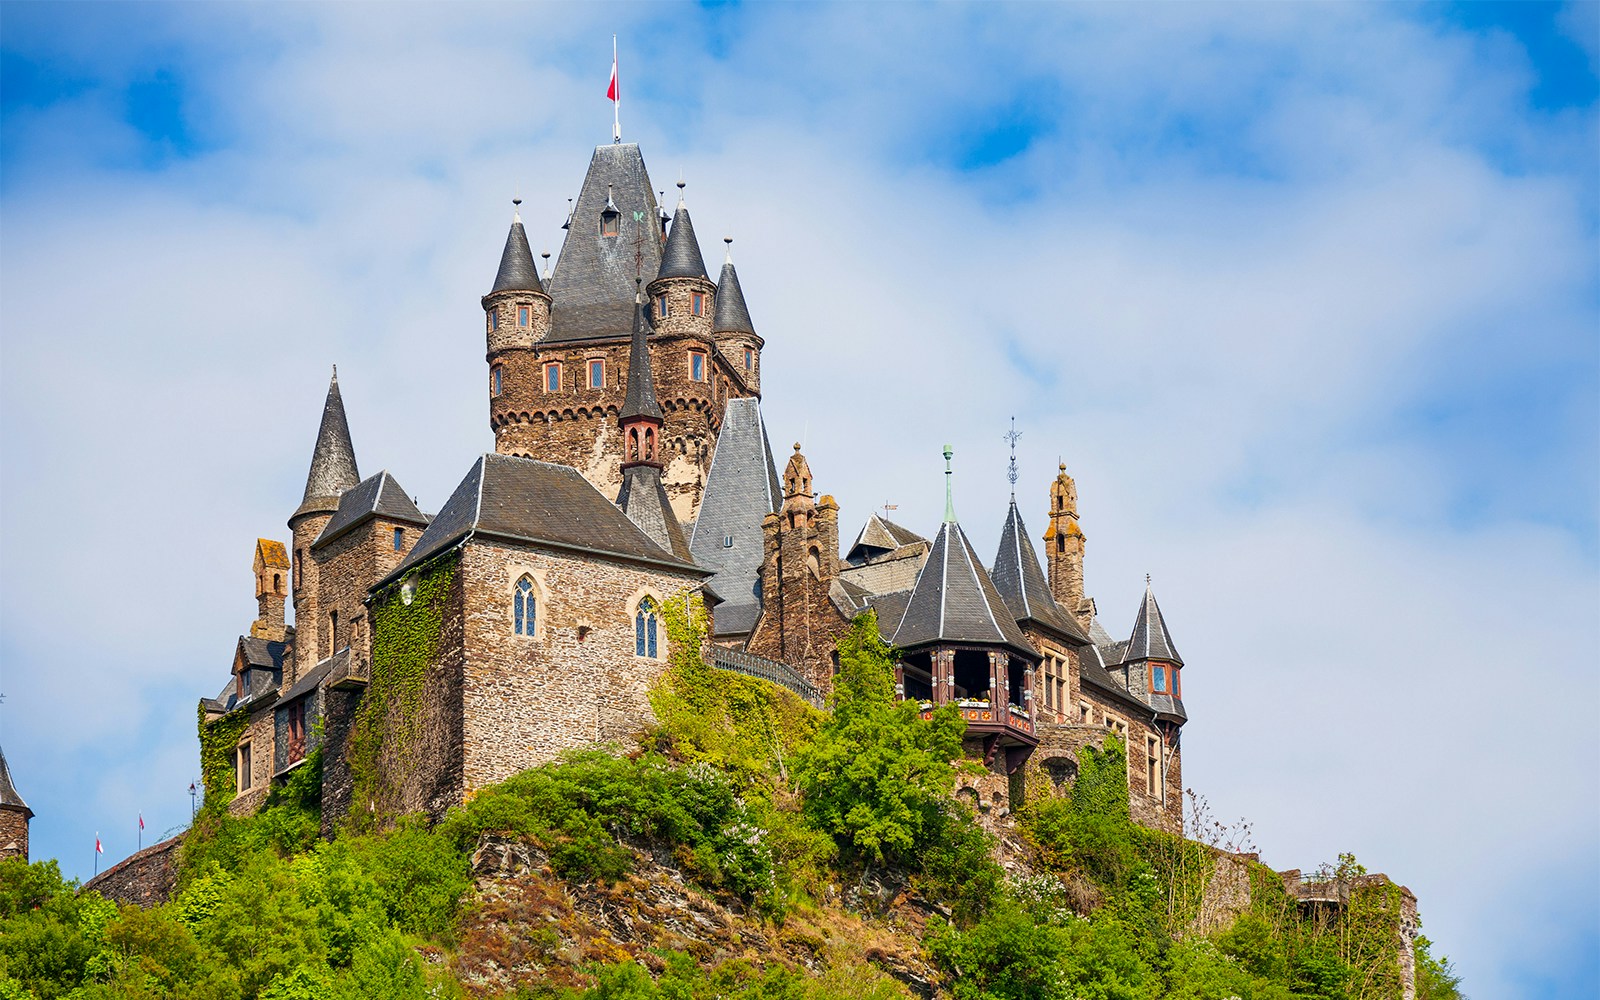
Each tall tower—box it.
[713,240,762,397]
[1043,462,1093,633]
[288,369,360,677]
[485,200,554,458]
[615,288,690,559]
[0,746,31,862]
[749,444,842,687]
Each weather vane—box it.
[1004,416,1023,499]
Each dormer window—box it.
[657,294,670,319]
[690,292,705,317]
[600,210,620,237]
[1151,664,1169,694]
[689,350,706,382]
[517,305,530,327]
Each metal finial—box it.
[943,445,955,523]
[331,364,338,380]
[1146,573,1152,585]
[724,236,733,264]
[541,250,551,279]
[511,196,522,223]
[1004,417,1022,500]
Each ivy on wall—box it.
[346,554,458,827]
[196,702,249,812]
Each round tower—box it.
[0,745,33,862]
[713,238,763,396]
[289,368,360,673]
[484,200,555,457]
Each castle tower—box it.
[0,745,31,862]
[288,369,360,677]
[615,289,690,559]
[485,200,554,458]
[747,444,844,687]
[1043,462,1093,633]
[1122,580,1186,825]
[251,538,291,642]
[713,240,762,396]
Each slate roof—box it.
[846,513,926,563]
[1077,642,1144,711]
[1126,583,1183,665]
[545,144,665,342]
[619,294,663,421]
[296,370,360,517]
[866,588,914,638]
[384,453,704,586]
[279,650,345,704]
[992,500,1090,644]
[240,636,289,672]
[616,464,691,562]
[491,214,543,294]
[313,470,428,549]
[713,256,756,335]
[658,202,708,280]
[0,746,30,817]
[689,398,782,636]
[890,520,1036,658]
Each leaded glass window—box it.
[514,577,536,636]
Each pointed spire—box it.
[713,238,757,334]
[0,745,32,818]
[993,499,1088,642]
[491,199,542,294]
[658,194,708,280]
[619,285,663,423]
[943,445,956,523]
[297,368,360,515]
[1127,579,1183,665]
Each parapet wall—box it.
[81,833,185,908]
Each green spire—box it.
[943,444,956,522]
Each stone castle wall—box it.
[81,834,185,908]
[0,808,27,861]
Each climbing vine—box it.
[196,702,249,812]
[347,554,458,826]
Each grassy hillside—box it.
[0,605,1464,999]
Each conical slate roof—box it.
[296,370,360,517]
[993,500,1089,644]
[689,398,783,636]
[658,202,708,280]
[890,520,1035,657]
[313,470,429,549]
[1126,582,1183,665]
[0,746,31,818]
[616,464,691,561]
[619,295,662,422]
[546,144,664,341]
[491,214,543,293]
[713,257,756,334]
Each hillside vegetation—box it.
[0,606,1464,999]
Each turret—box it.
[252,538,291,642]
[288,368,360,675]
[616,288,690,559]
[752,443,842,688]
[646,186,716,351]
[484,201,554,455]
[713,239,763,395]
[0,745,32,862]
[1124,579,1186,724]
[1044,462,1093,633]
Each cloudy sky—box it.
[1,2,1595,995]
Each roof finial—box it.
[943,444,956,523]
[676,174,686,207]
[512,196,522,223]
[541,249,551,280]
[331,364,338,381]
[724,236,733,264]
[1146,573,1152,585]
[1004,416,1022,501]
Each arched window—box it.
[635,597,659,658]
[514,577,536,636]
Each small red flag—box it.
[139,814,145,831]
[607,56,618,103]
[95,837,103,854]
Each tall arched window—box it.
[514,577,536,636]
[635,598,659,658]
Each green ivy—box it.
[347,555,457,826]
[197,702,250,812]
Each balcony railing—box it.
[710,647,824,708]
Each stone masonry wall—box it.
[318,685,364,838]
[313,518,421,672]
[456,540,703,792]
[81,834,185,908]
[0,808,27,861]
[226,707,276,817]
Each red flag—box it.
[95,837,103,854]
[607,55,618,102]
[138,814,145,831]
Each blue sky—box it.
[1,3,1596,997]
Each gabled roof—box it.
[992,500,1089,644]
[689,398,783,636]
[255,538,290,570]
[295,370,360,518]
[383,453,704,586]
[890,520,1035,658]
[619,294,663,421]
[616,464,691,562]
[491,213,543,294]
[658,202,708,280]
[713,255,756,335]
[847,513,926,562]
[238,636,288,672]
[1126,582,1183,666]
[0,746,31,818]
[313,470,428,549]
[546,144,664,342]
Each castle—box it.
[189,138,1190,834]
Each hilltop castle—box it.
[197,140,1189,833]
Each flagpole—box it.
[612,35,621,143]
[94,833,99,876]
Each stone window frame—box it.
[487,310,498,333]
[491,365,504,397]
[1078,700,1092,724]
[517,304,531,327]
[627,588,666,660]
[1145,733,1161,797]
[237,741,253,793]
[656,294,670,319]
[506,566,549,642]
[587,358,605,390]
[688,349,707,382]
[543,362,563,394]
[743,347,754,371]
